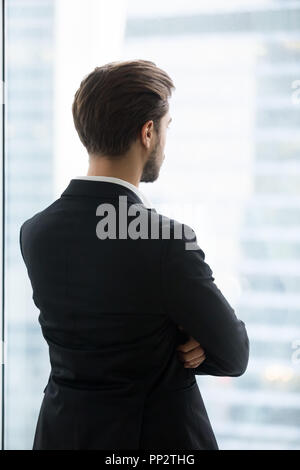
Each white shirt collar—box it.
[73,175,153,209]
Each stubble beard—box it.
[140,139,161,183]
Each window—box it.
[3,0,300,450]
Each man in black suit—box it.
[19,60,249,450]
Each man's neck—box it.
[87,155,143,188]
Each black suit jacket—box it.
[19,179,249,450]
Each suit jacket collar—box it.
[61,179,156,212]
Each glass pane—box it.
[5,0,54,449]
[122,1,300,450]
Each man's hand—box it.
[176,325,206,368]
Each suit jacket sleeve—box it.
[161,221,250,377]
[19,223,25,262]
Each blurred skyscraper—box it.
[5,0,54,449]
[124,0,300,450]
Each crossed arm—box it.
[161,222,250,377]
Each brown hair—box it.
[72,59,175,157]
